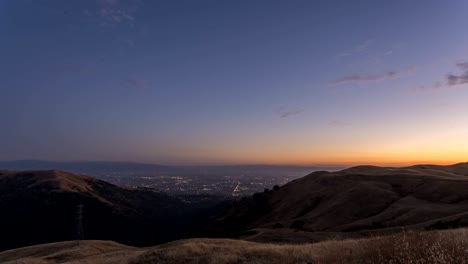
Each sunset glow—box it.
[1,0,468,166]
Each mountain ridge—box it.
[210,162,468,242]
[0,170,225,251]
[0,160,344,175]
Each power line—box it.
[76,204,84,244]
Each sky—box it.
[1,0,468,166]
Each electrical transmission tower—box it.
[76,204,84,244]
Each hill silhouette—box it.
[0,170,225,251]
[211,162,468,241]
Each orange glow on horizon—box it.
[171,144,468,167]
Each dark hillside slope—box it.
[212,163,468,240]
[0,170,223,251]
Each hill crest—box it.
[212,162,468,242]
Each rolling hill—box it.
[4,163,468,255]
[2,228,468,264]
[210,162,468,242]
[0,170,225,251]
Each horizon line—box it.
[1,159,467,168]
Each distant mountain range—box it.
[0,160,344,176]
[0,160,169,174]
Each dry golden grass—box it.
[0,240,141,264]
[3,228,468,263]
[131,228,468,264]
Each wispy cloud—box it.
[416,62,468,92]
[98,0,119,5]
[98,8,134,24]
[456,62,468,70]
[328,71,398,86]
[355,39,373,53]
[328,66,415,86]
[337,40,405,65]
[83,0,140,25]
[337,39,373,57]
[123,78,149,91]
[329,120,351,127]
[447,62,468,86]
[276,108,303,118]
[415,82,444,92]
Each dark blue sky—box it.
[1,0,468,165]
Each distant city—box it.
[0,160,345,197]
[93,172,296,197]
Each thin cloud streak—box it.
[123,78,149,91]
[83,0,139,25]
[329,120,351,127]
[415,82,444,92]
[337,39,373,57]
[328,71,398,86]
[276,108,304,118]
[98,0,119,5]
[355,39,373,53]
[328,66,415,86]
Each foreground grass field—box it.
[3,228,468,263]
[133,228,468,264]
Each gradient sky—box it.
[1,0,468,165]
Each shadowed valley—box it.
[0,170,226,252]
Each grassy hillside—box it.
[132,228,468,264]
[2,228,468,263]
[211,162,468,241]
